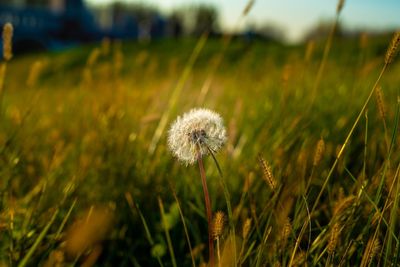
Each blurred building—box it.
[91,3,167,41]
[0,0,170,53]
[0,0,101,52]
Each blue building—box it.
[0,0,170,54]
[0,0,111,52]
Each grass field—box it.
[0,28,399,266]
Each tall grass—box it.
[0,13,399,267]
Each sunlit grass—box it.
[0,32,399,266]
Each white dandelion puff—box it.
[168,108,227,165]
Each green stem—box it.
[18,209,59,267]
[197,150,214,267]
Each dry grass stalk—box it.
[113,50,124,74]
[27,60,44,88]
[258,154,277,191]
[212,211,225,240]
[242,218,252,240]
[360,32,369,49]
[242,0,255,16]
[0,63,6,93]
[333,196,356,215]
[385,32,400,65]
[333,195,356,224]
[313,138,325,166]
[327,223,340,254]
[2,23,13,61]
[101,37,111,56]
[87,48,101,67]
[292,251,306,266]
[280,218,292,247]
[212,211,225,267]
[43,250,65,267]
[191,244,205,259]
[360,237,380,267]
[375,86,386,120]
[64,206,113,258]
[82,48,101,85]
[371,211,380,227]
[304,40,315,62]
[219,235,242,267]
[336,0,345,14]
[81,245,103,267]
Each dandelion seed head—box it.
[168,108,227,165]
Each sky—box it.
[85,0,400,43]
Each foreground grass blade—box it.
[18,209,59,267]
[158,197,177,267]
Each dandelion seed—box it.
[168,108,227,165]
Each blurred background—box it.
[0,0,399,53]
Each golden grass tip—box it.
[2,22,13,61]
[313,138,325,166]
[242,218,252,240]
[212,211,225,240]
[258,153,277,191]
[385,31,400,65]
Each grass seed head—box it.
[101,37,111,56]
[64,206,113,258]
[361,237,381,266]
[336,0,345,14]
[242,0,255,16]
[212,211,225,239]
[113,50,124,74]
[87,48,101,67]
[27,60,44,88]
[168,108,227,165]
[292,251,306,266]
[281,218,292,243]
[2,23,13,61]
[242,218,252,240]
[313,138,325,166]
[327,223,340,254]
[333,195,356,224]
[375,86,386,120]
[385,31,400,65]
[258,154,277,191]
[360,32,369,49]
[305,40,315,62]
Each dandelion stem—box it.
[197,149,214,267]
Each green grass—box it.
[0,33,399,266]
